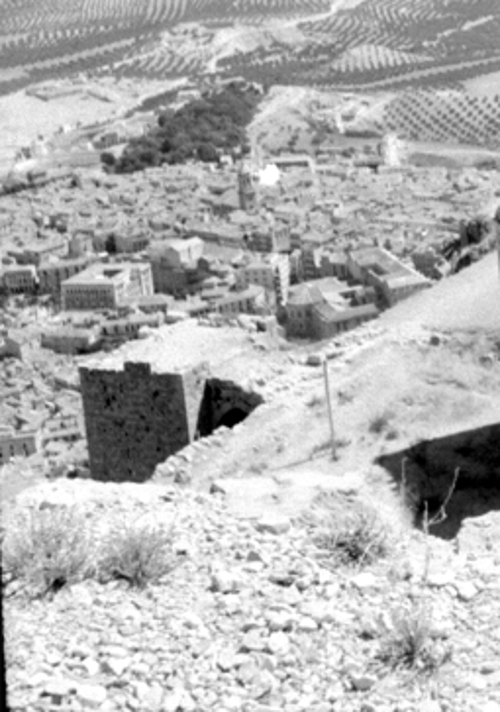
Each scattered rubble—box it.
[4,480,500,712]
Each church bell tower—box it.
[238,161,257,213]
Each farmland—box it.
[1,0,500,91]
[220,0,500,91]
[0,0,500,146]
[0,0,332,92]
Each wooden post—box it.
[323,356,337,461]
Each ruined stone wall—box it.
[377,422,500,508]
[197,379,264,435]
[80,360,210,482]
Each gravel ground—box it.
[3,479,500,712]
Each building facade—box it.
[149,238,204,295]
[214,285,266,316]
[347,246,430,307]
[114,230,151,254]
[235,254,290,306]
[1,264,38,294]
[248,222,290,253]
[10,236,67,266]
[41,326,102,354]
[61,262,153,311]
[0,428,40,465]
[38,258,90,295]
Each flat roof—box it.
[287,283,324,306]
[62,261,148,286]
[216,284,263,306]
[351,246,409,276]
[314,302,378,322]
[39,257,89,271]
[384,272,430,288]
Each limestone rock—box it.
[350,572,380,590]
[100,656,130,676]
[255,513,291,535]
[266,631,290,656]
[76,683,108,709]
[455,580,478,601]
[350,673,377,691]
[210,566,241,594]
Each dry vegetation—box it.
[303,490,396,568]
[2,505,92,597]
[1,504,180,597]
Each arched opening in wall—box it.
[196,378,264,438]
[217,407,249,429]
[376,422,500,540]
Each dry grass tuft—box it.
[369,410,394,435]
[303,490,395,567]
[307,393,324,408]
[376,600,450,674]
[97,521,178,588]
[2,505,92,598]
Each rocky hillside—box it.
[3,252,500,712]
[3,476,500,712]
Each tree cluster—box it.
[104,83,261,174]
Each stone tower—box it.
[238,161,257,212]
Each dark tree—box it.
[110,84,262,174]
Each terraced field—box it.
[332,87,500,148]
[2,0,500,91]
[385,90,500,145]
[225,0,500,90]
[0,0,332,92]
[1,0,500,146]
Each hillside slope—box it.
[382,251,500,332]
[4,256,500,712]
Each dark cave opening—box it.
[216,407,250,429]
[376,422,500,539]
[196,378,264,438]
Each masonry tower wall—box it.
[80,360,210,482]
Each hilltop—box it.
[3,253,500,711]
[2,3,500,710]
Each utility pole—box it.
[323,356,337,461]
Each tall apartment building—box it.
[235,253,290,305]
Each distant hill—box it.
[1,0,500,145]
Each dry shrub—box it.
[303,490,394,567]
[307,393,324,408]
[2,504,91,598]
[97,521,178,588]
[376,601,449,674]
[369,410,393,435]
